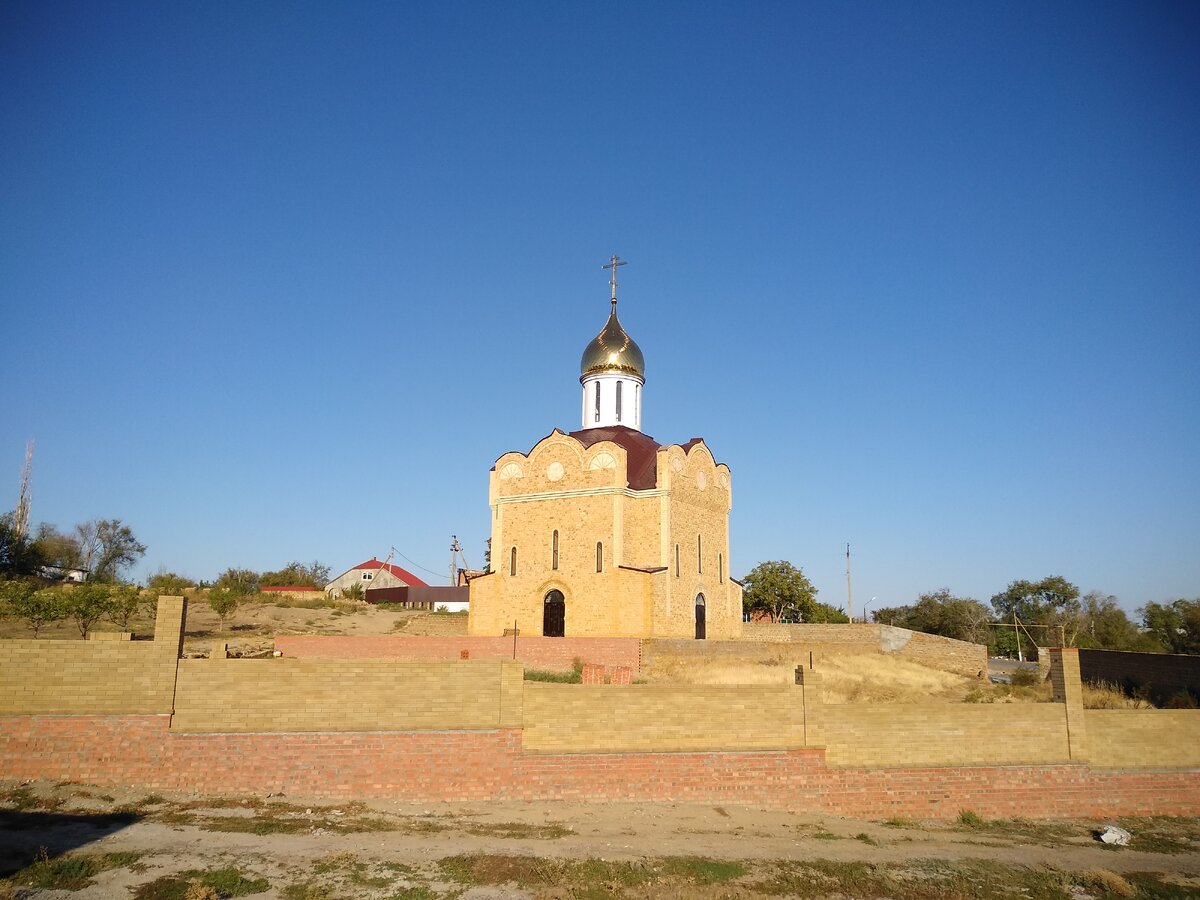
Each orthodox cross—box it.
[603,255,627,305]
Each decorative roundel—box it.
[719,472,729,489]
[547,461,565,482]
[588,451,617,470]
[499,462,524,481]
[696,470,707,491]
[671,457,684,473]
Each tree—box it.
[1,581,64,637]
[75,519,146,582]
[214,568,260,596]
[0,513,45,578]
[261,561,331,589]
[1075,591,1163,652]
[807,601,850,623]
[107,583,148,630]
[147,570,196,594]
[208,587,240,626]
[875,589,993,644]
[1140,599,1200,656]
[741,560,819,622]
[60,582,113,638]
[32,522,82,571]
[990,575,1082,646]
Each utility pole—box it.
[450,536,461,586]
[845,542,854,624]
[13,440,33,539]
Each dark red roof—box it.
[568,425,665,491]
[353,558,428,587]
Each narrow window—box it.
[551,530,559,570]
[616,380,623,422]
[719,553,724,583]
[594,382,601,422]
[697,535,702,574]
[596,541,603,572]
[510,546,517,576]
[675,544,680,577]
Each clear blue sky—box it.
[2,1,1197,615]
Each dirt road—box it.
[3,780,1198,898]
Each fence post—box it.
[1049,647,1087,762]
[794,664,824,748]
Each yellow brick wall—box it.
[1084,710,1200,769]
[171,658,522,733]
[823,704,1072,768]
[521,683,804,753]
[0,595,185,715]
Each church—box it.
[467,259,743,640]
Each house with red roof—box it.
[324,557,428,599]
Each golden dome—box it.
[580,302,645,381]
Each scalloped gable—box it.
[489,425,728,492]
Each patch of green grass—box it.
[1,785,61,810]
[140,793,166,805]
[133,866,269,899]
[388,888,439,900]
[280,882,336,900]
[811,829,842,840]
[956,809,985,828]
[12,851,141,891]
[882,817,915,828]
[855,832,880,846]
[659,857,746,883]
[1115,817,1200,855]
[439,855,653,890]
[461,821,572,839]
[763,858,1076,899]
[1122,872,1198,898]
[523,667,582,683]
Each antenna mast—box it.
[14,440,33,539]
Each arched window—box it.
[594,382,601,422]
[595,541,604,573]
[719,553,724,583]
[551,530,559,570]
[697,534,702,574]
[675,544,680,577]
[509,546,517,576]
[695,593,706,640]
[616,380,623,422]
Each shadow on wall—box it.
[1078,648,1200,707]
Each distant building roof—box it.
[351,558,428,587]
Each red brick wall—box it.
[4,714,1199,820]
[274,635,641,672]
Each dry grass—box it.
[643,648,980,703]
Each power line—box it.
[390,547,447,580]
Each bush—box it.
[1010,667,1042,687]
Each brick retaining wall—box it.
[274,635,641,672]
[3,714,1199,820]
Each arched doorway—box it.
[694,593,706,640]
[543,589,565,637]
